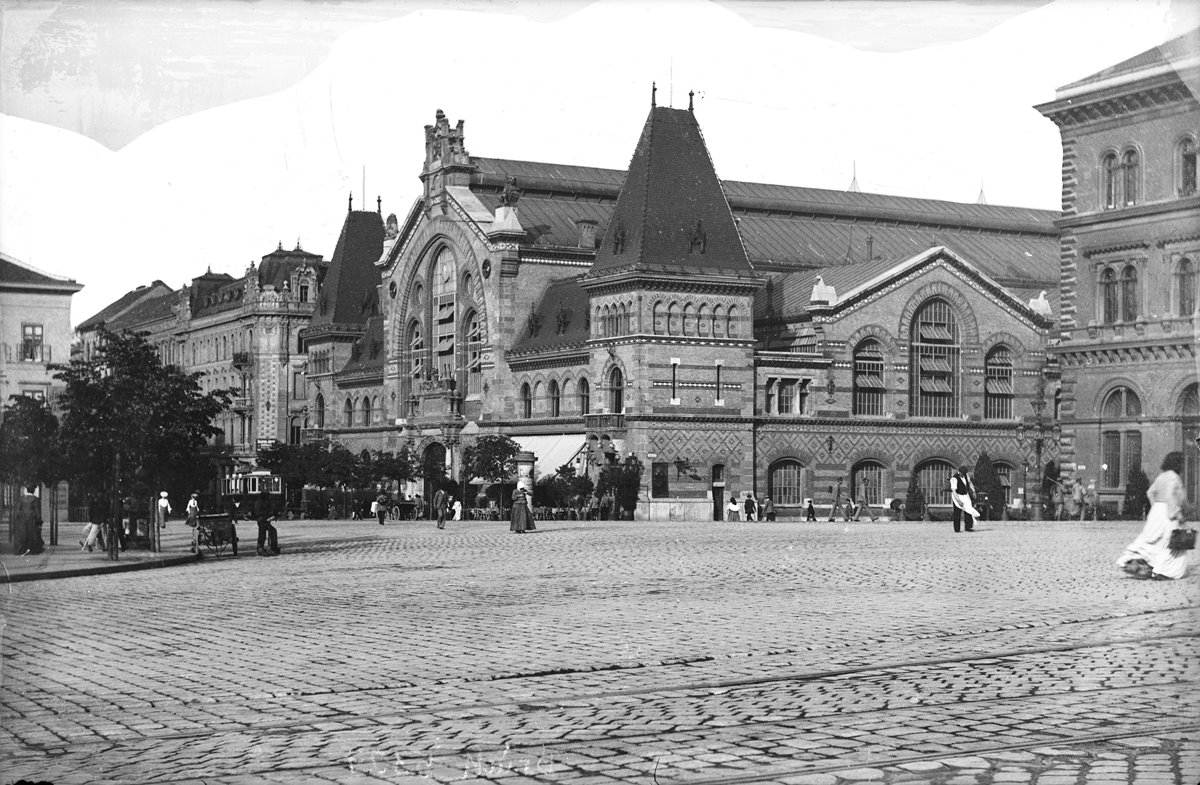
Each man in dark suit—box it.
[254,490,280,556]
[433,487,447,529]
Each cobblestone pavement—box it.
[1,518,1196,784]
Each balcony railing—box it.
[229,396,251,410]
[584,412,625,432]
[300,428,325,444]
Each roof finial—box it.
[651,81,656,107]
[295,237,302,251]
[848,161,860,193]
[377,195,382,214]
[688,90,694,112]
[976,179,988,205]
[348,192,353,212]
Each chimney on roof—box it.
[576,219,599,249]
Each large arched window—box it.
[984,345,1014,420]
[915,459,954,507]
[851,461,886,507]
[1120,265,1138,322]
[609,367,624,413]
[343,399,354,428]
[361,396,372,426]
[909,298,959,417]
[549,379,561,417]
[578,377,591,415]
[431,247,456,380]
[1177,258,1196,316]
[520,382,532,419]
[1101,386,1143,489]
[852,339,885,415]
[315,393,325,429]
[464,310,483,395]
[1121,149,1140,206]
[1100,267,1119,324]
[768,459,804,506]
[1102,152,1120,209]
[653,302,666,335]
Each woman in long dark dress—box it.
[510,483,534,533]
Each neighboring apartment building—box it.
[1037,29,1200,512]
[76,244,326,486]
[0,252,83,523]
[313,103,1062,519]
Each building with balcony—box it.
[317,101,1062,519]
[75,243,326,484]
[1037,28,1200,514]
[0,252,83,524]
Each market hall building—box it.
[310,96,1063,520]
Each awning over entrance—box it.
[511,434,587,480]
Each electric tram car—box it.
[221,470,283,499]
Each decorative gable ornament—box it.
[810,276,837,305]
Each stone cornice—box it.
[1081,241,1153,259]
[1036,73,1195,128]
[506,352,590,371]
[1057,195,1200,230]
[580,268,765,294]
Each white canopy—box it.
[511,434,587,480]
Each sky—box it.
[0,0,1196,326]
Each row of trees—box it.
[2,329,232,556]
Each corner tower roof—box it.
[589,105,752,278]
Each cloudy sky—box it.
[1,0,1195,325]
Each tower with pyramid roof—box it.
[579,97,765,519]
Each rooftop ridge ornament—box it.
[651,81,657,108]
[688,90,694,112]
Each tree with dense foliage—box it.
[0,395,61,489]
[595,454,643,519]
[256,441,329,501]
[461,435,521,484]
[371,448,420,489]
[54,328,231,556]
[971,452,1003,521]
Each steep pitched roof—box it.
[0,253,82,291]
[309,211,385,328]
[509,276,591,355]
[77,281,174,331]
[464,159,1057,285]
[337,314,387,377]
[1059,28,1200,93]
[589,106,751,277]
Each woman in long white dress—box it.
[1117,452,1189,580]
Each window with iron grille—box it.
[984,346,1013,420]
[909,299,959,418]
[769,460,804,505]
[993,463,1013,505]
[853,339,885,415]
[851,461,885,506]
[916,460,953,506]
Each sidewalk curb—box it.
[1,553,202,583]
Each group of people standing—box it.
[725,493,777,522]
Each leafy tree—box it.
[461,435,520,484]
[0,395,61,489]
[595,454,643,519]
[904,472,925,521]
[372,448,419,489]
[972,452,1003,521]
[54,328,231,555]
[257,441,328,502]
[1123,465,1150,519]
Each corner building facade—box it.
[1037,30,1200,512]
[358,103,1062,519]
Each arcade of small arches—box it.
[593,298,744,339]
[763,457,1017,510]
